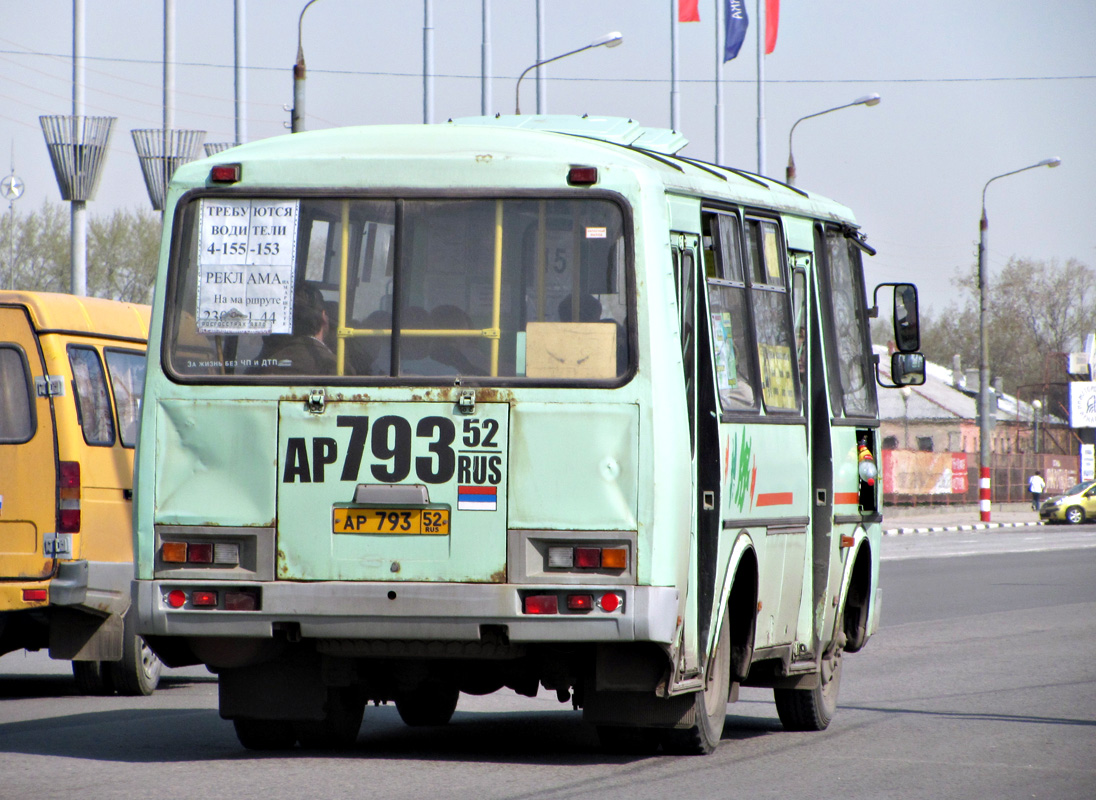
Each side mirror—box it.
[891,352,925,386]
[893,283,920,352]
[872,282,921,353]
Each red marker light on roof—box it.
[567,166,598,186]
[210,164,241,183]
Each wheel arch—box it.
[838,533,875,653]
[709,532,758,683]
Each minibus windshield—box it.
[165,195,631,383]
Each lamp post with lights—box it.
[515,32,622,115]
[977,157,1061,521]
[785,94,880,186]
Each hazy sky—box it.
[3,0,1094,311]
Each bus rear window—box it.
[165,196,631,383]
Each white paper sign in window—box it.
[196,199,300,334]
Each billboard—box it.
[1069,382,1096,428]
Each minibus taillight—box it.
[58,461,80,533]
[567,166,598,185]
[210,163,241,183]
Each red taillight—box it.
[566,594,594,611]
[599,592,622,613]
[191,590,218,607]
[210,163,241,183]
[567,166,598,185]
[224,590,259,611]
[523,594,559,615]
[166,590,187,608]
[574,548,601,569]
[188,543,214,564]
[23,589,48,602]
[58,461,80,533]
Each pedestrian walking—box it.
[1028,471,1046,510]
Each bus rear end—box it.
[133,126,686,750]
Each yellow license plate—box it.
[333,507,450,535]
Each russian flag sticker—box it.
[458,485,498,511]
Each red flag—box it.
[765,0,779,54]
[679,0,700,22]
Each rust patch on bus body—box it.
[488,568,507,584]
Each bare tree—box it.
[1,200,160,304]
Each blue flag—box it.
[724,0,749,61]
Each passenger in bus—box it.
[429,304,487,375]
[347,309,392,376]
[399,306,451,376]
[256,284,335,375]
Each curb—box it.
[883,521,1046,536]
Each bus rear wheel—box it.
[109,613,163,696]
[72,660,115,695]
[395,681,460,726]
[774,646,842,731]
[661,611,731,755]
[294,688,365,749]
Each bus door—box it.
[0,305,56,581]
[276,399,510,583]
[674,232,722,667]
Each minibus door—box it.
[0,306,57,580]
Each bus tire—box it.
[661,610,731,755]
[233,718,297,751]
[774,647,842,732]
[109,613,163,696]
[72,660,115,695]
[294,688,365,749]
[395,682,460,726]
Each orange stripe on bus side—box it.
[755,492,793,507]
[833,492,860,505]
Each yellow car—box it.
[1039,480,1096,525]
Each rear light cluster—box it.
[161,541,240,566]
[58,461,80,533]
[546,546,627,571]
[165,587,259,611]
[523,591,624,615]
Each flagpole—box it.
[715,0,724,164]
[670,0,680,130]
[756,0,765,175]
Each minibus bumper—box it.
[133,580,679,645]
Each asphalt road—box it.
[2,529,1094,800]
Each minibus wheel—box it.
[294,688,366,749]
[774,639,843,731]
[395,681,460,726]
[72,660,114,695]
[661,609,731,755]
[109,612,163,696]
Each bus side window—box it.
[744,218,801,414]
[68,346,115,447]
[104,349,147,448]
[704,212,757,412]
[0,346,35,443]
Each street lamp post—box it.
[514,31,622,115]
[977,157,1061,521]
[291,0,322,133]
[785,94,880,186]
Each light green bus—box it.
[132,115,923,754]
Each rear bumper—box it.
[133,580,679,645]
[0,561,130,616]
